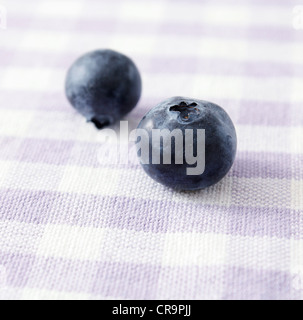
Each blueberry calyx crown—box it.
[169,101,200,121]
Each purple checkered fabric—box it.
[0,0,303,300]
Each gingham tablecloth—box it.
[0,0,303,300]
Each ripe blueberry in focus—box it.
[65,49,142,129]
[136,97,237,191]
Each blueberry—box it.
[65,49,142,129]
[136,97,237,191]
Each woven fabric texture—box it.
[0,0,303,300]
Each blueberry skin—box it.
[137,97,237,191]
[65,49,142,129]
